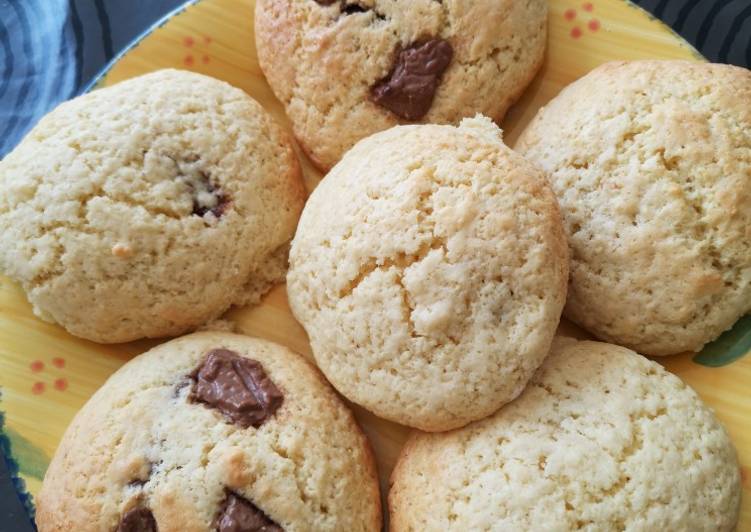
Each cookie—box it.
[0,69,306,343]
[389,337,741,531]
[36,332,381,531]
[287,116,568,431]
[515,60,751,356]
[255,0,547,170]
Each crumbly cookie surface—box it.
[516,60,751,355]
[0,69,306,343]
[255,0,547,170]
[287,116,568,431]
[37,332,382,532]
[389,338,742,532]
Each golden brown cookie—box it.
[516,60,751,356]
[389,338,741,531]
[37,332,382,531]
[0,69,306,343]
[287,116,568,431]
[256,0,548,170]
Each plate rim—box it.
[85,0,705,96]
[83,0,202,94]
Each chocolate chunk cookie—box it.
[0,69,306,343]
[255,0,547,170]
[36,332,382,531]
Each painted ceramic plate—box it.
[0,0,748,527]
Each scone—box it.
[36,332,382,531]
[287,116,568,431]
[389,338,742,531]
[0,69,306,343]
[255,0,548,170]
[516,60,751,356]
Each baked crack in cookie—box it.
[36,332,382,531]
[389,338,741,531]
[287,116,568,431]
[255,0,548,170]
[0,69,306,343]
[516,60,751,356]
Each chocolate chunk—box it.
[189,171,229,218]
[215,492,283,532]
[170,156,230,218]
[117,508,157,532]
[343,4,366,13]
[342,1,370,15]
[370,38,453,120]
[314,1,385,20]
[190,349,283,429]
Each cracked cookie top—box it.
[255,0,547,171]
[36,332,382,532]
[516,60,751,356]
[0,69,306,343]
[389,337,741,531]
[287,116,568,431]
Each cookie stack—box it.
[0,1,746,531]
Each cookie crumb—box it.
[111,243,133,258]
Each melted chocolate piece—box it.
[314,1,385,21]
[215,492,283,532]
[342,3,368,14]
[117,508,157,532]
[170,155,230,219]
[190,172,229,218]
[371,38,453,120]
[190,349,283,428]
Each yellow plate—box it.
[1,0,749,526]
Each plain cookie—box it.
[516,60,751,356]
[389,337,742,531]
[37,332,381,532]
[256,0,547,170]
[287,116,568,431]
[0,69,306,343]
